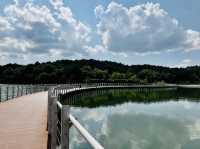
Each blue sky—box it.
[0,0,200,67]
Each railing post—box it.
[12,86,15,99]
[17,86,19,97]
[0,87,1,102]
[30,85,33,94]
[21,86,23,96]
[50,96,58,149]
[61,105,70,149]
[26,86,28,95]
[6,86,9,100]
[47,89,51,132]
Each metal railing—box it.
[48,85,105,149]
[47,83,177,149]
[56,100,103,149]
[69,114,103,149]
[0,84,49,102]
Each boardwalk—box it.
[0,92,48,149]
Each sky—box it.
[0,0,200,67]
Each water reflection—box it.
[182,139,200,149]
[63,88,200,149]
[61,88,200,108]
[103,114,189,149]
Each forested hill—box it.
[0,59,200,84]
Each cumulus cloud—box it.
[5,3,61,32]
[0,0,91,65]
[1,1,200,65]
[0,16,14,31]
[174,59,193,68]
[50,0,64,9]
[95,2,200,53]
[51,1,91,42]
[0,37,35,52]
[84,45,106,54]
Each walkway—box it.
[0,92,48,149]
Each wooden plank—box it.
[0,92,48,149]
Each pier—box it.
[0,91,48,149]
[0,83,200,149]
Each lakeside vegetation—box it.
[0,59,200,84]
[61,88,200,108]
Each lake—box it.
[62,87,200,149]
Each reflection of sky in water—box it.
[69,100,200,149]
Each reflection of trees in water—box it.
[177,88,200,99]
[181,139,200,149]
[61,88,200,108]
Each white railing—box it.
[69,114,104,149]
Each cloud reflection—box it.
[70,101,200,149]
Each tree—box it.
[93,68,108,79]
[137,69,159,83]
[111,72,126,80]
[80,65,94,80]
[36,72,50,83]
[0,59,200,84]
[129,74,139,83]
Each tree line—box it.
[0,59,200,84]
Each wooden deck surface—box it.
[0,92,48,149]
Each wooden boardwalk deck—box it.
[0,92,48,149]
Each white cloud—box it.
[94,5,104,18]
[0,37,37,64]
[1,1,200,65]
[50,0,64,9]
[0,0,91,65]
[174,59,193,68]
[13,0,33,6]
[48,48,69,62]
[0,16,13,31]
[51,1,91,43]
[83,45,129,62]
[0,37,35,52]
[84,45,106,54]
[185,30,200,51]
[95,2,200,53]
[5,3,61,32]
[182,59,192,63]
[58,6,74,23]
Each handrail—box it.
[56,98,104,149]
[48,83,178,149]
[57,101,63,109]
[69,114,104,149]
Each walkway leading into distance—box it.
[0,92,48,149]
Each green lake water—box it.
[62,88,200,149]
